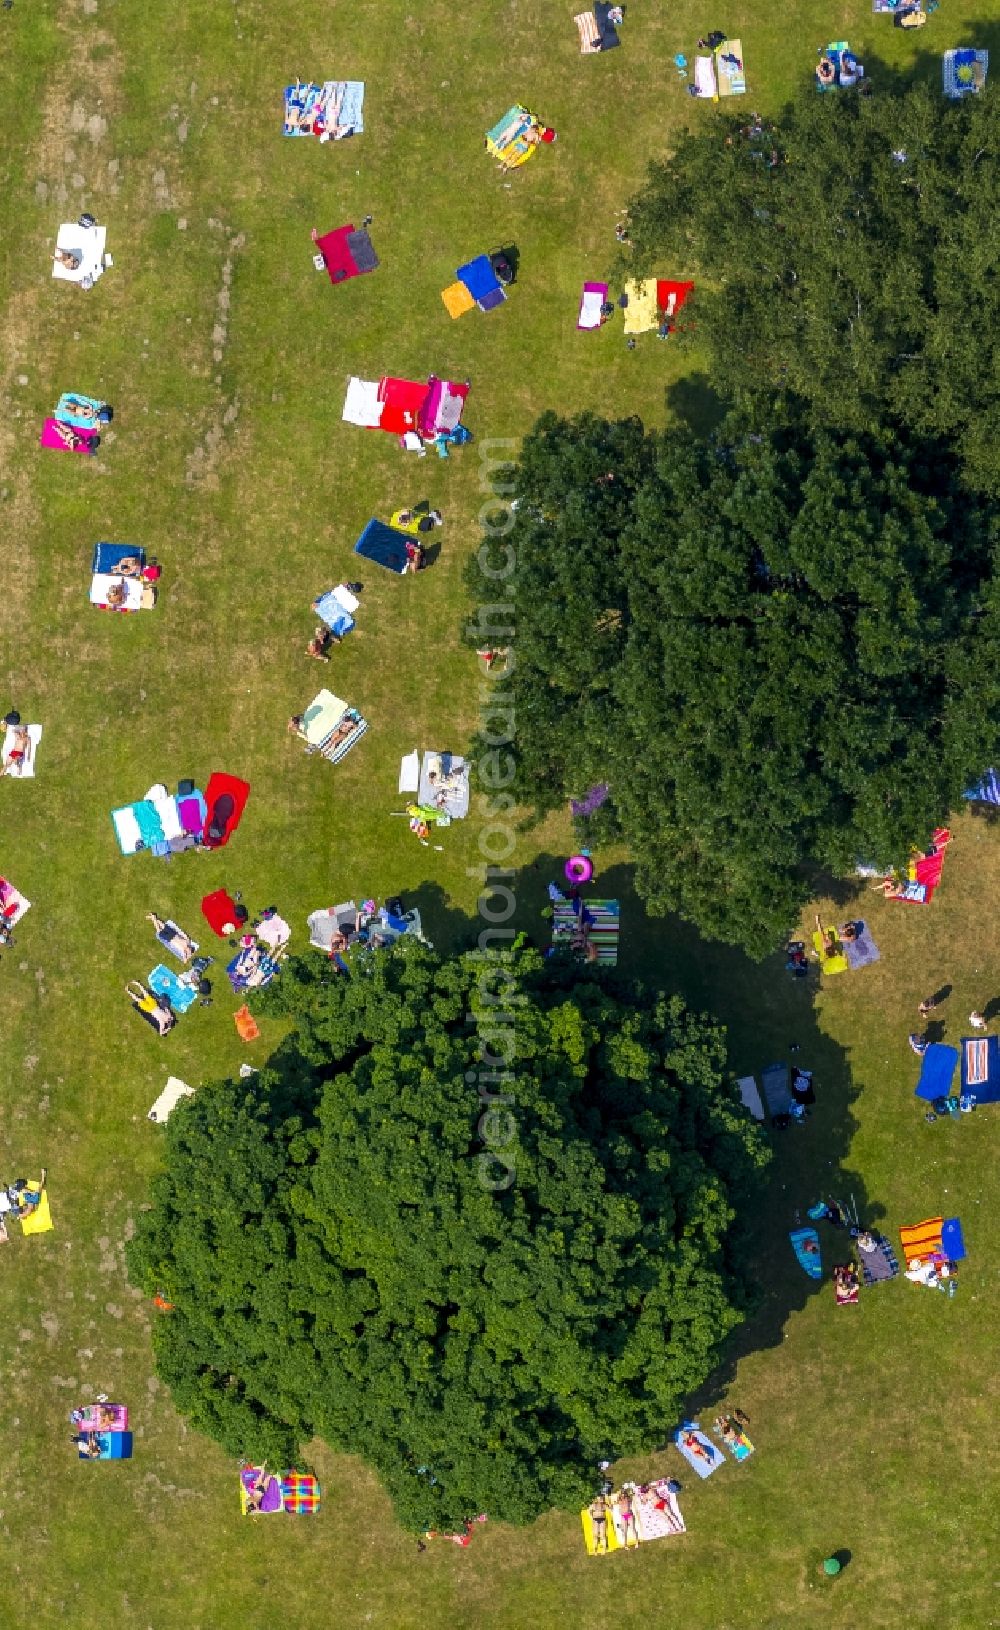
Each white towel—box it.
[112,805,143,854]
[149,790,183,841]
[148,1077,195,1123]
[398,750,420,794]
[90,573,143,610]
[257,914,291,950]
[2,724,42,778]
[52,222,107,285]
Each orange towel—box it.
[441,282,476,319]
[899,1217,943,1263]
[234,1004,260,1042]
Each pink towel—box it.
[40,418,98,455]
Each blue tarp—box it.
[353,518,410,575]
[963,769,1000,805]
[959,1033,1000,1103]
[93,541,145,574]
[915,1042,959,1102]
[761,1061,792,1116]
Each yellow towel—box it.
[623,278,659,334]
[21,1190,53,1236]
[441,281,475,319]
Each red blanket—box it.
[202,773,250,849]
[202,889,240,937]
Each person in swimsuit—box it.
[588,1494,609,1550]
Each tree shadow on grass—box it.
[665,371,728,436]
[513,852,878,1422]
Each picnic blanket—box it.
[148,963,198,1014]
[961,1034,1000,1103]
[715,38,746,96]
[315,223,378,284]
[40,418,98,454]
[858,1233,900,1285]
[283,80,365,139]
[575,10,602,52]
[622,278,659,335]
[354,518,411,573]
[761,1062,792,1117]
[0,877,31,926]
[943,48,988,98]
[578,281,607,330]
[280,1471,322,1514]
[843,924,880,970]
[915,1043,959,1102]
[735,1075,766,1121]
[673,1425,724,1479]
[790,1226,822,1278]
[148,1076,195,1123]
[634,1483,685,1540]
[308,901,357,952]
[52,221,107,285]
[418,751,470,819]
[2,723,41,777]
[234,1004,261,1042]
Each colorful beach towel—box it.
[21,1188,53,1236]
[899,1216,944,1264]
[240,1467,283,1513]
[673,1425,725,1479]
[0,876,31,926]
[715,38,746,96]
[790,1226,822,1278]
[148,963,197,1014]
[634,1482,685,1540]
[280,1471,322,1514]
[283,80,365,139]
[812,928,849,974]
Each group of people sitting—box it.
[104,553,161,609]
[0,1170,46,1239]
[69,1401,119,1457]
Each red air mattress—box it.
[202,889,240,937]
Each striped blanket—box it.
[552,898,620,964]
[899,1217,943,1264]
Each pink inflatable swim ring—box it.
[565,854,594,885]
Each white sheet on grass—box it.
[52,222,107,285]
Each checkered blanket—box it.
[281,1471,321,1514]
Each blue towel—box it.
[354,519,409,574]
[133,801,166,849]
[56,392,108,429]
[673,1424,724,1479]
[790,1227,822,1278]
[337,80,365,134]
[942,1216,966,1261]
[148,964,197,1013]
[963,769,1000,805]
[915,1043,959,1102]
[313,589,356,636]
[457,255,502,303]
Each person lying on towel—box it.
[1,725,32,776]
[50,420,97,454]
[588,1493,610,1551]
[147,914,196,962]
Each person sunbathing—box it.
[682,1430,714,1463]
[51,420,93,452]
[114,554,142,576]
[147,914,195,961]
[327,715,357,746]
[816,56,836,85]
[74,1433,103,1458]
[403,540,426,574]
[618,1489,638,1544]
[1,726,31,775]
[63,397,105,424]
[54,247,82,271]
[588,1494,609,1550]
[244,1467,270,1512]
[105,579,127,607]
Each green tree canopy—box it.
[465,410,1000,951]
[127,942,767,1530]
[627,85,1000,493]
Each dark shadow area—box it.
[856,28,1000,94]
[982,995,1000,1023]
[488,243,519,285]
[802,863,865,909]
[665,371,728,436]
[404,878,484,951]
[924,1017,946,1045]
[418,540,443,570]
[967,800,1000,827]
[508,851,876,1423]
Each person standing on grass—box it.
[908,1033,928,1056]
[969,1010,987,1030]
[918,996,938,1018]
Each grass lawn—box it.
[0,1,996,1626]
